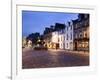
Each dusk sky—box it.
[22,10,78,37]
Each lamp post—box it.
[37,38,40,46]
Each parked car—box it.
[34,45,48,50]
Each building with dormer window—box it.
[73,14,89,51]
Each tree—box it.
[26,32,40,45]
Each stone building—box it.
[73,14,89,51]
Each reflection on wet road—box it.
[22,49,89,69]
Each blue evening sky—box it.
[22,11,78,37]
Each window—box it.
[75,23,78,29]
[61,36,63,41]
[79,33,82,38]
[64,36,65,41]
[61,43,63,48]
[84,32,87,38]
[67,27,68,31]
[58,38,59,42]
[67,43,68,48]
[70,42,72,47]
[60,36,62,41]
[67,34,68,40]
[70,25,72,30]
[75,34,77,39]
[85,33,87,38]
[70,33,72,40]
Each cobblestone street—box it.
[22,48,89,69]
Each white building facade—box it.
[64,21,73,50]
[48,31,59,49]
[58,29,65,49]
[51,21,74,50]
[51,31,59,43]
[46,21,74,50]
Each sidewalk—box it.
[67,50,89,56]
[48,49,89,56]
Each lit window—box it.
[84,32,87,38]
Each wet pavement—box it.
[22,48,89,69]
